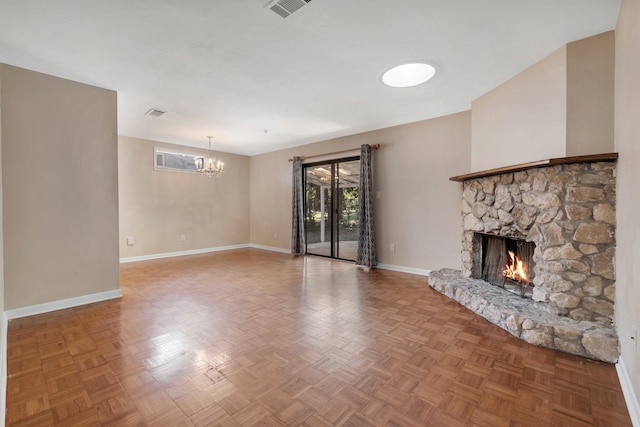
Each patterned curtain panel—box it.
[356,144,377,268]
[291,157,305,255]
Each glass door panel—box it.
[336,160,360,261]
[304,165,332,257]
[304,157,360,261]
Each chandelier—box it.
[196,136,224,177]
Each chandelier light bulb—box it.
[197,136,225,178]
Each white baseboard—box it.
[250,246,436,278]
[617,356,640,427]
[248,246,434,277]
[0,312,7,427]
[119,243,251,263]
[119,244,434,280]
[5,289,123,320]
[377,263,432,277]
[248,243,291,254]
[247,247,433,276]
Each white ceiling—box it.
[0,0,621,155]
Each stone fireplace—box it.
[461,158,616,322]
[428,154,620,362]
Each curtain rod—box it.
[287,144,380,162]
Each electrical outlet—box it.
[274,232,278,238]
[376,191,381,199]
[126,236,134,246]
[390,243,396,252]
[180,234,186,241]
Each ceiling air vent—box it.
[145,108,167,118]
[265,0,312,18]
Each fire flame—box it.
[503,251,529,282]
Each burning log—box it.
[503,250,529,283]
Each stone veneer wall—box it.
[460,161,616,323]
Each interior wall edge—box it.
[0,312,7,427]
[616,356,640,427]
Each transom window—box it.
[154,148,203,172]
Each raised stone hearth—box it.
[428,269,619,362]
[437,154,619,363]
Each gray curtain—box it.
[356,144,377,268]
[291,157,305,255]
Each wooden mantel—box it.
[449,153,618,182]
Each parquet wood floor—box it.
[5,249,633,426]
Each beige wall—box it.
[615,0,640,411]
[118,136,250,258]
[471,46,568,171]
[1,64,119,309]
[471,32,616,172]
[250,111,471,271]
[567,31,615,156]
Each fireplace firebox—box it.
[473,233,535,298]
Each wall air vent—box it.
[145,108,167,118]
[265,0,312,18]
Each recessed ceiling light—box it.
[380,62,437,88]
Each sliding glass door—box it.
[304,157,360,261]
